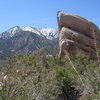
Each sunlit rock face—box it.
[57,11,100,59]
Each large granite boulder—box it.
[57,11,100,59]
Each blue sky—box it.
[0,0,100,33]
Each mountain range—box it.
[0,26,59,59]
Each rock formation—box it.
[57,11,100,59]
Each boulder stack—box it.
[57,11,100,59]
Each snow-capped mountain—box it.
[39,28,58,40]
[0,26,58,59]
[0,26,43,39]
[0,26,58,40]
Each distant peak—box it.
[0,26,58,39]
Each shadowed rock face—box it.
[57,11,100,59]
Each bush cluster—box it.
[0,50,99,100]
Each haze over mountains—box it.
[0,26,58,59]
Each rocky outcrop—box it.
[57,11,100,59]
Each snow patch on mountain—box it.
[1,26,21,38]
[0,26,58,40]
[21,26,42,36]
[39,28,58,40]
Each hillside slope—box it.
[0,26,58,59]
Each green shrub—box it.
[0,51,99,100]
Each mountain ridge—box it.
[0,26,58,40]
[0,26,58,59]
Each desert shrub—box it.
[0,50,99,100]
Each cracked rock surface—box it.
[57,12,100,59]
